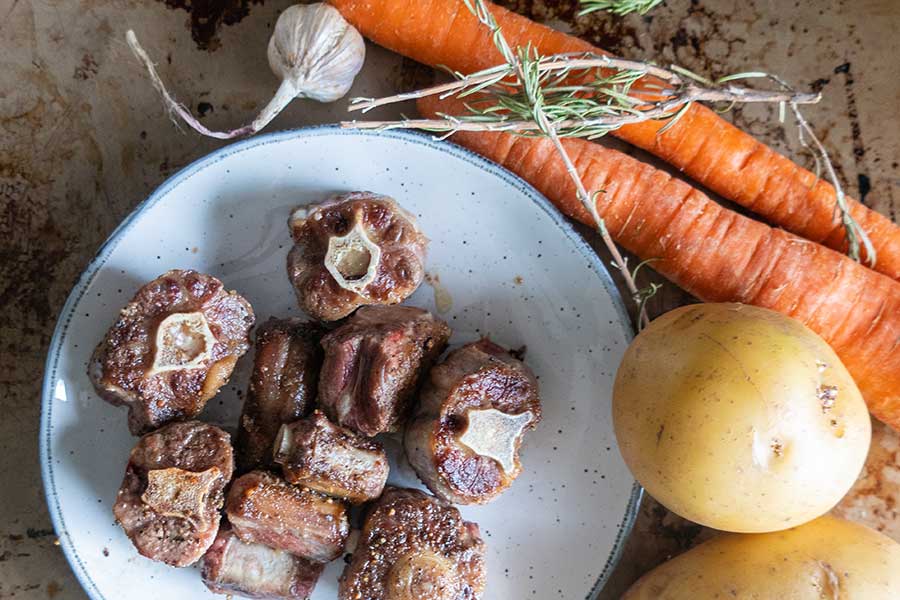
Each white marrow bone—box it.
[457,408,534,474]
[149,312,216,375]
[142,466,221,526]
[324,220,382,295]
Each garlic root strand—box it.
[125,3,364,141]
[125,30,255,140]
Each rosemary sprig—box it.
[456,0,652,328]
[579,0,664,17]
[789,98,876,264]
[342,0,876,325]
[348,55,820,140]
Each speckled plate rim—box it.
[39,125,643,600]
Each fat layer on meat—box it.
[226,470,349,563]
[236,318,325,472]
[112,420,234,567]
[202,526,324,599]
[318,305,450,437]
[274,410,389,503]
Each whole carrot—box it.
[329,0,900,282]
[419,94,900,431]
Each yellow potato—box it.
[613,303,870,533]
[623,515,900,599]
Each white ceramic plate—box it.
[40,127,639,600]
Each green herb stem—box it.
[578,0,664,17]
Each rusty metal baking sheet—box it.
[1,0,897,598]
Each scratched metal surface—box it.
[1,0,898,598]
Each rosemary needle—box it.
[578,0,664,17]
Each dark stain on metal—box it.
[159,0,265,51]
[810,77,831,93]
[678,1,749,73]
[73,54,98,81]
[890,182,897,224]
[857,173,871,204]
[670,27,700,56]
[0,178,69,326]
[46,580,62,598]
[834,61,870,204]
[25,528,55,539]
[582,19,642,57]
[495,0,579,22]
[496,0,643,57]
[391,57,437,93]
[647,499,704,549]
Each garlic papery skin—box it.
[269,3,365,103]
[126,2,365,140]
[249,3,365,132]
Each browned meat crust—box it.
[286,192,427,321]
[274,410,389,503]
[318,306,451,437]
[112,421,234,567]
[202,526,324,599]
[339,487,486,600]
[236,318,325,472]
[90,269,254,435]
[405,339,541,504]
[225,470,349,563]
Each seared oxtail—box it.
[90,269,254,435]
[113,420,234,567]
[339,487,486,600]
[225,470,349,563]
[406,339,541,504]
[287,192,428,321]
[202,525,324,599]
[236,318,325,472]
[318,305,451,437]
[274,410,389,503]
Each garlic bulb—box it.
[125,3,366,140]
[269,4,365,104]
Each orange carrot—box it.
[329,0,900,282]
[418,94,900,431]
